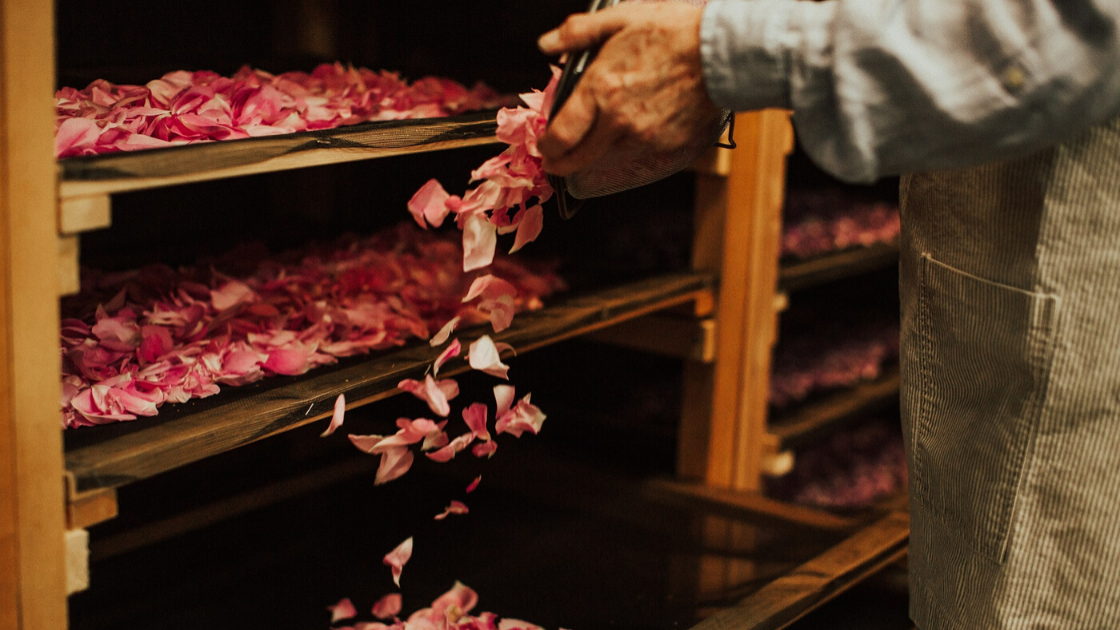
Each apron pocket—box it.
[912,254,1059,564]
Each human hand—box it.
[537,2,722,177]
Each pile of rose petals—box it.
[767,420,908,509]
[59,223,563,428]
[769,320,900,407]
[406,68,558,273]
[782,190,900,259]
[329,582,551,630]
[56,63,512,158]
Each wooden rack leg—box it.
[0,0,68,626]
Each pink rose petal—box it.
[462,213,497,272]
[383,537,413,587]
[399,375,458,417]
[375,446,415,485]
[433,500,469,520]
[461,275,518,304]
[371,593,402,620]
[432,338,461,377]
[461,402,490,441]
[466,475,481,493]
[495,393,546,438]
[472,440,498,459]
[468,335,509,380]
[510,205,544,253]
[494,385,515,418]
[429,316,461,347]
[426,432,474,463]
[407,179,451,229]
[320,393,346,437]
[328,598,357,623]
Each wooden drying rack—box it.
[0,0,903,626]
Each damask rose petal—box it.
[433,338,461,377]
[320,393,346,437]
[263,348,311,375]
[462,213,497,272]
[468,336,509,380]
[210,279,255,311]
[433,500,469,520]
[461,403,490,441]
[408,179,451,229]
[328,598,357,623]
[461,275,517,304]
[383,537,413,587]
[466,475,481,493]
[371,593,403,620]
[429,316,461,347]
[375,446,415,485]
[399,375,457,417]
[471,440,498,458]
[426,432,474,462]
[494,385,515,417]
[509,205,544,253]
[495,393,546,437]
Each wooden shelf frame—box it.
[768,367,901,450]
[63,272,714,498]
[777,240,899,292]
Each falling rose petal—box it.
[494,385,515,417]
[407,179,451,229]
[433,500,469,520]
[495,394,546,438]
[371,593,403,620]
[431,581,479,618]
[433,338,461,377]
[422,429,450,452]
[461,403,490,441]
[461,275,518,304]
[375,446,415,485]
[468,335,509,380]
[462,213,497,272]
[383,537,413,587]
[426,432,474,462]
[429,316,461,347]
[466,475,482,493]
[472,440,498,458]
[509,205,544,253]
[320,393,346,437]
[328,598,357,623]
[348,433,386,454]
[399,375,458,417]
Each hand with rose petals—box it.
[537,2,723,176]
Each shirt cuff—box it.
[700,0,835,112]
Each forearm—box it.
[701,0,1120,182]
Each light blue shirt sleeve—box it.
[700,0,1120,182]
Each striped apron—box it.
[900,117,1120,629]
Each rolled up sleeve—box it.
[700,0,1120,182]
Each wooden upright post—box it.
[679,111,791,491]
[0,0,68,628]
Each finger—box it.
[538,8,631,56]
[539,82,599,164]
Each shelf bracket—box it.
[65,528,90,595]
[58,235,80,296]
[59,193,112,235]
[65,473,119,529]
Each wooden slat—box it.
[58,113,499,203]
[0,0,68,627]
[778,241,899,292]
[644,478,858,532]
[63,529,88,596]
[769,368,901,449]
[689,510,909,630]
[64,272,714,493]
[586,314,716,363]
